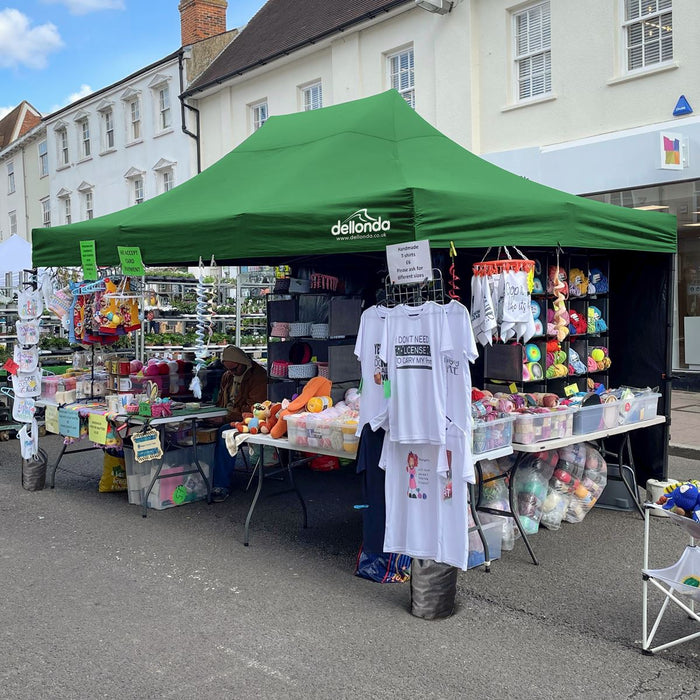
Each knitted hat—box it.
[221,345,251,366]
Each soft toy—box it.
[270,376,332,438]
[657,481,700,522]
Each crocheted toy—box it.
[587,306,608,334]
[547,266,569,297]
[657,481,700,522]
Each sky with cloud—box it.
[0,0,263,119]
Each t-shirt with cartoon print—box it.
[380,424,472,569]
[379,302,453,445]
[354,305,389,436]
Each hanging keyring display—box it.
[189,256,217,399]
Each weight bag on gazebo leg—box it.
[409,558,458,619]
[21,449,47,491]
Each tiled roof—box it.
[186,0,413,95]
[0,102,41,149]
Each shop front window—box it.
[586,180,699,371]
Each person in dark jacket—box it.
[211,345,267,501]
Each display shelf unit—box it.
[235,271,273,356]
[642,504,700,654]
[483,251,611,395]
[266,291,362,403]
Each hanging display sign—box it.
[132,428,163,462]
[117,246,145,276]
[88,412,108,444]
[45,404,59,434]
[80,240,98,281]
[386,240,432,284]
[58,408,80,437]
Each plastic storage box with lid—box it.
[617,391,661,425]
[572,401,619,435]
[124,443,214,510]
[472,415,515,455]
[286,412,344,451]
[513,406,577,445]
[467,520,503,569]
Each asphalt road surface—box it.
[1,435,699,699]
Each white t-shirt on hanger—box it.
[354,305,389,436]
[379,301,453,445]
[444,299,479,433]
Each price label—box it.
[88,412,108,444]
[133,428,163,463]
[80,240,98,281]
[564,383,579,397]
[45,404,59,434]
[117,246,145,276]
[58,408,81,437]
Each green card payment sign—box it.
[117,246,145,276]
[80,240,98,280]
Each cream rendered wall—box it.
[196,5,475,168]
[476,0,699,154]
[23,130,48,242]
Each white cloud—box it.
[0,9,63,69]
[0,106,14,119]
[42,0,125,15]
[49,84,93,112]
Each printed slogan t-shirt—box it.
[379,302,453,445]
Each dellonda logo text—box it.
[331,208,391,239]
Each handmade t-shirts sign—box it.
[354,305,389,436]
[379,302,453,445]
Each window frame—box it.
[251,100,269,132]
[387,46,415,109]
[63,196,72,225]
[103,109,115,151]
[57,127,69,167]
[162,170,174,193]
[7,161,15,195]
[80,118,91,158]
[38,140,48,177]
[85,190,94,220]
[130,98,142,141]
[159,86,172,131]
[41,198,51,228]
[621,0,673,74]
[512,1,552,103]
[301,81,323,111]
[9,210,17,236]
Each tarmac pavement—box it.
[669,390,700,459]
[1,428,700,699]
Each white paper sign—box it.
[386,240,433,284]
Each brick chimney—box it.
[179,0,227,45]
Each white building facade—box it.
[43,52,195,234]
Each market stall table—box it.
[226,429,514,555]
[44,403,227,517]
[475,416,666,566]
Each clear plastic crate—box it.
[124,443,214,510]
[286,412,344,451]
[513,406,577,444]
[617,392,661,425]
[472,415,515,455]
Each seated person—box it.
[211,345,267,502]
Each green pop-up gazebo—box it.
[31,90,677,484]
[31,90,675,267]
